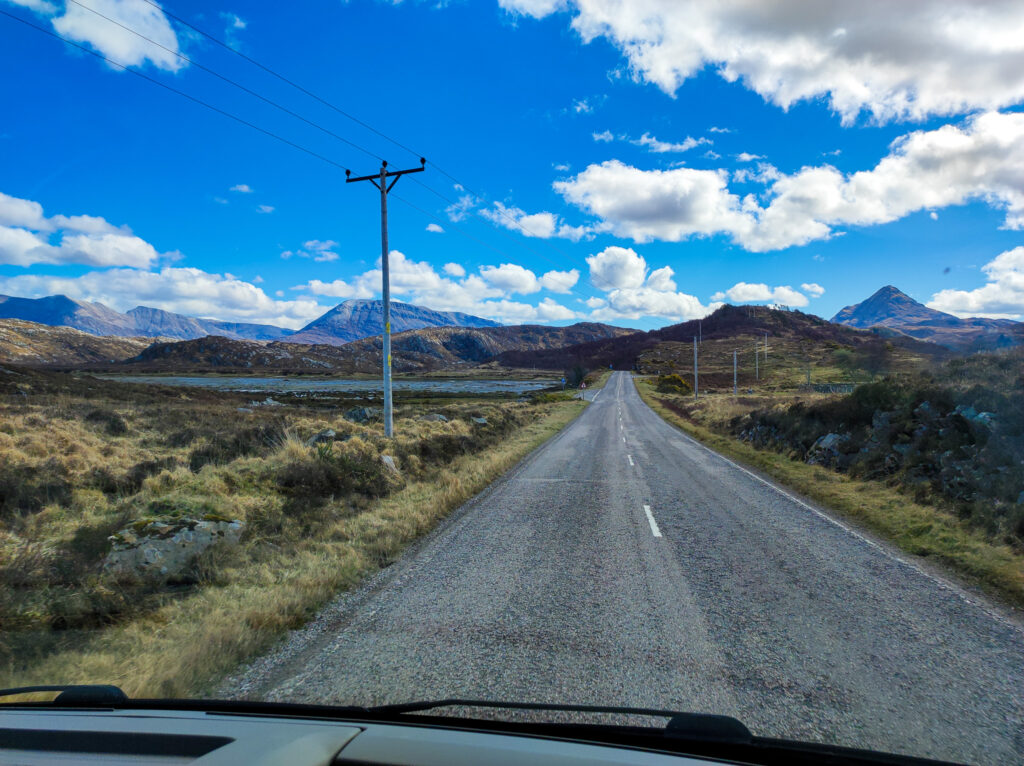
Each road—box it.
[225,372,1024,765]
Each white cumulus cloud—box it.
[480,263,541,294]
[0,190,164,268]
[539,269,580,293]
[44,0,186,71]
[480,201,591,241]
[557,112,1024,252]
[0,266,326,328]
[504,0,1024,124]
[927,247,1024,320]
[710,282,809,307]
[585,245,714,320]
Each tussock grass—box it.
[634,378,1024,608]
[1,372,584,695]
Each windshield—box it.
[1,2,1023,764]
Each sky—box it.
[1,0,1024,331]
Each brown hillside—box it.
[0,319,158,366]
[494,305,951,384]
[83,322,636,374]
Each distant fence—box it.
[799,382,856,394]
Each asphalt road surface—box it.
[225,372,1024,765]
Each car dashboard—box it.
[0,707,714,766]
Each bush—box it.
[188,423,286,472]
[84,408,128,436]
[0,458,73,519]
[656,374,693,395]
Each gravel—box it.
[220,373,1024,765]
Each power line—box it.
[2,5,595,307]
[65,0,382,163]
[0,8,353,174]
[136,0,424,161]
[135,0,590,266]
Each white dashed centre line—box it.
[627,454,634,467]
[643,505,662,538]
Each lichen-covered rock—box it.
[805,432,849,467]
[306,428,336,445]
[103,518,243,583]
[344,406,381,423]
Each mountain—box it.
[0,294,290,341]
[0,294,136,336]
[90,322,635,374]
[287,299,501,345]
[125,306,291,341]
[0,319,158,365]
[831,285,1020,351]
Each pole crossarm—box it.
[346,158,426,185]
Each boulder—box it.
[471,416,488,425]
[306,428,336,445]
[914,401,936,418]
[344,406,382,423]
[805,432,849,467]
[421,413,448,422]
[953,404,978,420]
[103,518,244,583]
[380,454,400,475]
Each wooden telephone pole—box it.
[346,158,426,437]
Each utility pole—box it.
[733,349,737,395]
[693,336,698,400]
[346,158,426,437]
[699,319,702,345]
[755,346,759,381]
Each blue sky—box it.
[1,0,1024,330]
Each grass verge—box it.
[2,399,585,697]
[634,377,1024,609]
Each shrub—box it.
[656,374,693,395]
[84,408,128,436]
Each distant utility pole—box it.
[755,347,759,381]
[699,319,702,345]
[693,336,698,400]
[733,349,737,395]
[346,158,426,438]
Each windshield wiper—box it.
[368,698,752,743]
[0,685,128,705]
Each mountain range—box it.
[0,294,498,345]
[831,286,1021,351]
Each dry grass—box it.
[634,378,1024,609]
[0,375,584,695]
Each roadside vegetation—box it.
[0,365,584,695]
[635,346,1024,608]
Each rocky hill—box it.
[94,321,634,374]
[494,304,950,382]
[831,285,1019,351]
[0,319,158,365]
[286,299,500,345]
